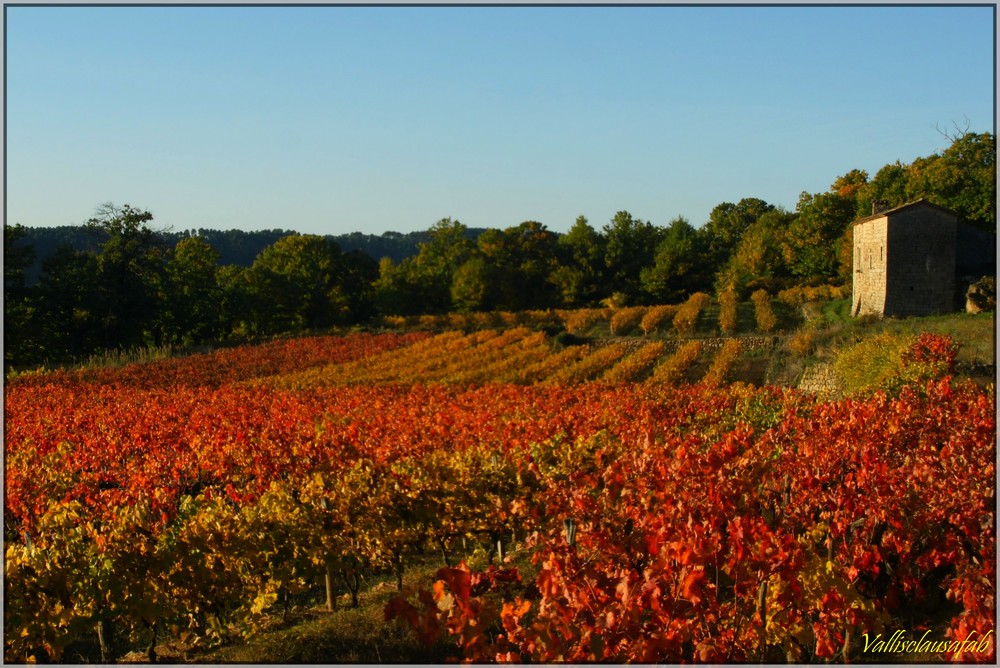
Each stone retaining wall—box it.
[797,363,841,398]
[594,336,775,354]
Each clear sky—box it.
[5,4,995,236]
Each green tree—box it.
[217,264,256,339]
[162,236,223,346]
[603,211,663,302]
[714,209,794,297]
[450,256,494,312]
[906,131,996,231]
[830,168,869,200]
[34,246,105,361]
[4,224,39,368]
[337,249,378,322]
[475,221,559,311]
[410,218,476,313]
[552,215,606,307]
[855,162,909,218]
[702,197,776,266]
[783,191,856,282]
[85,203,168,349]
[246,234,356,335]
[373,257,423,317]
[640,216,712,303]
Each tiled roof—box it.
[850,198,959,227]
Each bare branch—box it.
[935,117,973,145]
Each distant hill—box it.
[13,225,489,285]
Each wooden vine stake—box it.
[321,497,336,612]
[325,558,336,612]
[563,518,577,547]
[757,579,768,630]
[96,618,116,664]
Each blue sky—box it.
[5,5,995,236]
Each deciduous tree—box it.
[85,203,168,348]
[906,131,996,231]
[702,197,775,267]
[715,209,794,297]
[640,216,711,303]
[552,215,606,307]
[4,224,38,368]
[162,236,223,346]
[855,162,908,218]
[603,211,663,302]
[782,191,855,282]
[476,221,559,311]
[34,246,104,361]
[410,218,476,313]
[246,234,356,335]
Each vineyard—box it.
[4,327,996,663]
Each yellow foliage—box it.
[673,293,711,337]
[751,290,778,332]
[609,307,647,335]
[761,547,886,662]
[648,341,703,385]
[788,326,816,356]
[702,339,742,387]
[562,308,610,335]
[601,341,666,382]
[719,290,739,334]
[640,304,678,335]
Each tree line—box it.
[13,226,480,286]
[4,131,994,369]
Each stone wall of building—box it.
[884,207,956,317]
[851,217,888,316]
[851,202,961,318]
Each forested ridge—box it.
[4,131,995,369]
[13,226,489,286]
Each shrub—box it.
[512,346,587,384]
[788,326,817,357]
[601,341,666,382]
[673,293,710,337]
[718,290,739,334]
[832,332,959,396]
[469,312,497,329]
[649,340,702,385]
[417,314,442,330]
[545,344,628,385]
[382,315,409,329]
[751,290,778,333]
[445,312,473,330]
[553,331,587,348]
[498,311,520,327]
[701,339,743,387]
[777,284,849,306]
[521,310,560,329]
[640,305,678,336]
[562,308,609,335]
[609,307,647,336]
[901,333,959,378]
[833,332,913,395]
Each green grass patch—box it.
[198,586,450,664]
[873,311,994,365]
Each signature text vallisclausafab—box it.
[862,629,994,656]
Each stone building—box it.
[851,199,995,317]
